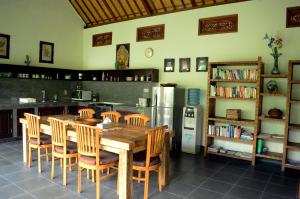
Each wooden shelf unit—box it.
[282,60,300,171]
[204,57,263,166]
[257,71,289,167]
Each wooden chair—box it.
[132,125,168,199]
[100,111,121,123]
[78,108,95,119]
[48,117,78,186]
[74,123,119,199]
[25,113,51,173]
[124,114,150,127]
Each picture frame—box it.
[286,6,300,28]
[196,57,208,72]
[179,58,190,72]
[116,43,130,70]
[0,33,10,59]
[164,58,175,72]
[39,41,54,64]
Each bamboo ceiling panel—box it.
[69,0,249,28]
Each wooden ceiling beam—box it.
[141,0,153,15]
[125,0,136,17]
[74,0,93,25]
[95,0,112,21]
[132,0,142,16]
[180,0,186,8]
[102,0,118,20]
[169,0,176,10]
[107,0,123,19]
[88,0,103,22]
[116,0,129,18]
[69,0,89,25]
[201,0,205,5]
[159,0,166,12]
[191,0,197,7]
[80,0,97,23]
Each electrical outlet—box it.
[143,88,149,93]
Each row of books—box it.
[208,145,252,159]
[208,124,254,140]
[210,85,257,99]
[212,68,258,80]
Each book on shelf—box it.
[212,68,257,80]
[210,85,257,99]
[258,133,284,139]
[207,145,252,158]
[208,124,254,140]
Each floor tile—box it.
[15,177,54,192]
[236,177,267,191]
[174,172,207,186]
[269,175,299,188]
[200,179,233,194]
[149,191,183,199]
[211,171,240,184]
[264,183,297,199]
[10,193,37,199]
[228,186,262,199]
[261,192,294,199]
[187,187,224,199]
[243,170,271,182]
[164,181,196,197]
[31,184,73,199]
[0,176,11,187]
[0,184,26,198]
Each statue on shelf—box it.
[116,44,129,70]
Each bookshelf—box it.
[204,57,263,165]
[282,60,300,171]
[256,68,288,165]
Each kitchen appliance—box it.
[139,98,150,107]
[72,90,92,101]
[181,106,202,154]
[151,87,185,151]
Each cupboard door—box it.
[38,107,64,116]
[17,108,34,137]
[67,106,85,115]
[0,110,13,139]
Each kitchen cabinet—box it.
[0,110,13,139]
[67,106,86,115]
[17,108,34,137]
[38,107,64,116]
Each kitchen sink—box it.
[92,101,125,106]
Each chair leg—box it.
[69,158,72,172]
[38,147,41,173]
[96,168,100,199]
[60,159,63,169]
[87,169,90,179]
[158,167,162,192]
[28,147,32,168]
[78,167,81,193]
[45,147,49,162]
[63,157,67,186]
[51,154,55,179]
[144,170,150,199]
[92,170,95,183]
[138,171,142,183]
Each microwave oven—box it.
[72,90,92,101]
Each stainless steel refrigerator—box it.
[151,87,185,151]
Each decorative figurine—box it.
[24,54,31,66]
[266,80,278,93]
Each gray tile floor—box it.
[0,140,299,199]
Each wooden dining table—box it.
[19,114,171,199]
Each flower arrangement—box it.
[263,33,283,74]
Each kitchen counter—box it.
[0,100,80,110]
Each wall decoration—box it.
[196,57,208,72]
[137,24,165,42]
[0,33,10,59]
[39,41,54,64]
[92,32,112,47]
[179,58,191,72]
[198,14,238,35]
[116,43,130,70]
[286,6,300,28]
[164,58,175,72]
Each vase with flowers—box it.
[263,33,283,74]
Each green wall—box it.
[82,0,300,159]
[0,0,84,69]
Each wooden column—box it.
[161,133,170,186]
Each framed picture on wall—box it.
[196,57,208,72]
[39,41,54,64]
[164,58,175,72]
[116,43,130,70]
[0,33,10,59]
[179,58,190,72]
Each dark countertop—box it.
[0,100,81,110]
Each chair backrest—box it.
[124,114,150,127]
[24,113,40,140]
[78,108,95,119]
[73,123,100,160]
[48,117,67,151]
[145,125,168,167]
[101,111,121,123]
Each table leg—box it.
[161,134,170,186]
[22,123,28,163]
[118,149,133,199]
